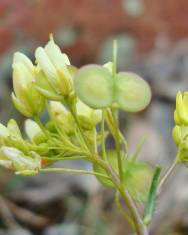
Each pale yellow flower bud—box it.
[35,35,72,97]
[0,123,9,139]
[76,100,102,129]
[0,119,29,154]
[103,62,113,73]
[24,119,42,140]
[172,125,188,146]
[49,101,74,134]
[7,119,22,139]
[174,91,188,125]
[0,147,41,176]
[12,53,45,117]
[0,123,9,146]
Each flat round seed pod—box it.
[115,72,151,112]
[74,65,114,109]
[123,160,153,202]
[93,150,152,202]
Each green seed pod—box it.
[74,65,114,109]
[115,72,151,112]
[93,150,152,202]
[123,160,153,202]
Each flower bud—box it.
[103,62,113,73]
[35,35,72,97]
[174,91,188,125]
[0,123,9,145]
[0,147,41,176]
[34,68,62,101]
[7,119,22,138]
[49,101,74,134]
[12,53,45,117]
[0,119,28,152]
[172,125,185,146]
[24,119,45,143]
[172,125,188,164]
[76,100,102,129]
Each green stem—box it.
[112,110,124,184]
[115,191,135,230]
[94,158,148,235]
[63,97,146,234]
[157,159,178,195]
[118,187,148,235]
[69,106,91,152]
[41,156,89,162]
[40,167,110,180]
[101,110,107,161]
[119,131,128,155]
[106,109,127,155]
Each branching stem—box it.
[157,159,178,195]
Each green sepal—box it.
[12,93,32,117]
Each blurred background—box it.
[1,0,188,234]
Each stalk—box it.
[94,158,148,235]
[157,159,178,195]
[41,168,110,180]
[101,110,107,161]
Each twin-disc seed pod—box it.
[74,65,151,112]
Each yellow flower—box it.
[12,52,45,117]
[0,147,41,176]
[172,125,188,146]
[35,35,72,97]
[174,91,188,125]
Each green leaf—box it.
[143,166,161,225]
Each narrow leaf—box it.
[143,166,161,225]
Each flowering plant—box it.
[0,35,186,235]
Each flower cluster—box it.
[0,36,102,175]
[3,35,184,233]
[0,35,153,203]
[172,91,188,164]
